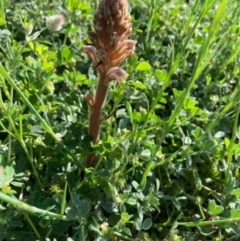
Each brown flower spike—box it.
[85,0,136,166]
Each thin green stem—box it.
[0,191,68,221]
[45,226,53,238]
[7,87,13,165]
[177,217,240,227]
[25,214,41,239]
[225,81,240,182]
[113,231,136,241]
[61,181,68,216]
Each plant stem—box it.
[25,214,41,239]
[86,73,108,165]
[89,73,108,143]
[177,217,240,227]
[0,191,68,221]
[114,231,136,241]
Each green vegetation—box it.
[0,0,240,240]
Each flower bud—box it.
[84,45,98,64]
[46,14,65,32]
[105,67,128,84]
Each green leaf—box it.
[125,196,137,205]
[230,209,240,218]
[125,102,133,121]
[11,181,24,188]
[96,238,108,241]
[70,192,90,217]
[101,201,119,213]
[25,20,34,36]
[132,181,139,190]
[136,61,152,71]
[4,166,14,178]
[129,80,146,90]
[203,139,218,152]
[194,127,203,139]
[0,29,11,38]
[142,218,152,230]
[132,111,142,123]
[184,136,192,145]
[122,227,132,236]
[121,212,132,222]
[39,197,56,211]
[172,88,181,99]
[232,188,240,197]
[155,69,168,83]
[148,114,164,124]
[98,169,110,177]
[0,17,5,26]
[61,45,74,62]
[78,199,91,217]
[137,203,143,222]
[0,2,5,26]
[107,182,115,193]
[139,149,151,161]
[65,207,77,220]
[148,191,159,206]
[224,137,230,148]
[208,200,224,215]
[39,218,50,228]
[183,97,196,110]
[70,192,81,208]
[135,218,142,231]
[52,221,70,235]
[27,31,41,41]
[109,214,121,226]
[0,166,13,188]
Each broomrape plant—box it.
[84,0,137,166]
